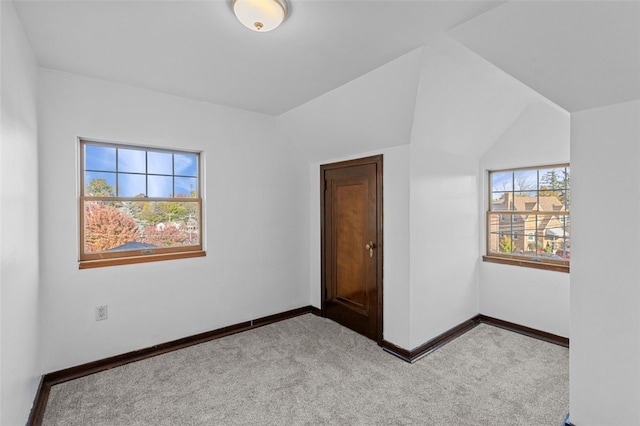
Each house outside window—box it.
[79,139,205,268]
[485,164,570,272]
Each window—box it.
[485,164,570,272]
[79,139,205,268]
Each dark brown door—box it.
[321,155,382,342]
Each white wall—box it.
[37,69,310,373]
[570,100,640,426]
[407,37,546,348]
[277,47,423,163]
[408,148,479,348]
[480,102,571,337]
[0,1,41,423]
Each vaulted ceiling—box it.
[13,0,640,115]
[449,1,640,113]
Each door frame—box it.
[320,154,383,344]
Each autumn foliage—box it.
[85,203,140,252]
[142,224,191,247]
[83,178,200,253]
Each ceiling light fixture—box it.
[233,0,287,32]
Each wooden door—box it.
[321,155,382,342]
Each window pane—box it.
[84,201,142,253]
[488,214,516,255]
[511,191,538,212]
[489,212,568,261]
[83,200,199,253]
[523,214,537,253]
[85,145,116,172]
[491,192,510,211]
[491,171,512,192]
[514,169,536,194]
[174,153,197,177]
[175,177,197,197]
[539,166,569,208]
[148,151,173,175]
[85,172,116,196]
[556,215,570,259]
[118,173,146,197]
[537,192,564,213]
[488,214,502,254]
[141,202,200,247]
[118,148,146,173]
[539,167,564,190]
[148,175,173,198]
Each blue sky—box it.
[491,167,568,201]
[85,145,198,197]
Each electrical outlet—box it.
[95,305,108,321]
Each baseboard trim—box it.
[27,376,50,426]
[380,340,412,362]
[27,305,320,426]
[382,315,482,363]
[382,314,569,363]
[479,314,569,348]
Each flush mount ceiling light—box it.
[233,0,287,32]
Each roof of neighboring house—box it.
[493,192,565,212]
[107,242,158,252]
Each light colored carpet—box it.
[43,314,569,425]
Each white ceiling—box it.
[13,0,503,115]
[449,1,640,113]
[12,1,640,115]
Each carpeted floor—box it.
[42,314,569,425]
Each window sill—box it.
[79,251,206,269]
[482,255,569,273]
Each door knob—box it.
[365,241,375,258]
